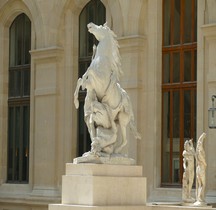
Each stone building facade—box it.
[0,0,216,209]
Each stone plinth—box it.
[49,163,147,210]
[73,154,136,165]
[65,163,142,177]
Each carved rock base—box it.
[73,153,136,165]
[181,200,212,208]
[181,197,195,206]
[193,201,209,207]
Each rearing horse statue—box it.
[74,22,140,158]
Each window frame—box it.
[7,13,31,183]
[161,0,197,186]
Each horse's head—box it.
[87,22,110,41]
[87,22,123,81]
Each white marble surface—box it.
[65,163,143,177]
[73,153,136,165]
[73,23,140,164]
[194,133,207,206]
[61,164,146,206]
[182,139,195,203]
[181,133,208,207]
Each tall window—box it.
[78,0,106,156]
[162,0,197,186]
[7,13,31,183]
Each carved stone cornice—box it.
[201,23,216,40]
[30,46,64,61]
[118,35,147,53]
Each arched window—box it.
[162,0,197,186]
[7,13,31,183]
[78,0,106,156]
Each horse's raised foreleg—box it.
[74,78,83,109]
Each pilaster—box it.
[200,23,216,201]
[30,46,64,196]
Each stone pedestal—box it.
[49,163,147,210]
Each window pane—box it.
[9,71,15,97]
[173,158,180,183]
[10,14,31,66]
[79,62,86,78]
[163,0,171,46]
[194,50,197,81]
[88,32,94,56]
[15,106,21,181]
[184,0,192,43]
[24,16,31,65]
[9,24,16,67]
[14,70,21,96]
[9,24,18,66]
[9,15,23,67]
[87,2,95,56]
[162,91,170,183]
[173,0,181,45]
[15,17,23,66]
[173,91,180,183]
[184,90,191,138]
[163,53,170,83]
[79,60,91,78]
[194,0,197,42]
[79,8,87,57]
[88,1,95,21]
[173,91,180,138]
[184,51,191,82]
[9,70,21,97]
[7,107,14,181]
[78,100,91,155]
[97,1,106,24]
[23,70,30,96]
[22,106,29,181]
[173,52,180,83]
[193,90,197,141]
[78,100,84,154]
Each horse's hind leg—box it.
[114,112,129,153]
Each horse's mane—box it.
[102,23,123,81]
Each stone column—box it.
[30,47,63,197]
[201,24,216,202]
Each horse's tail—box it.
[120,86,141,140]
[129,120,141,140]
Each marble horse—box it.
[74,23,140,157]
